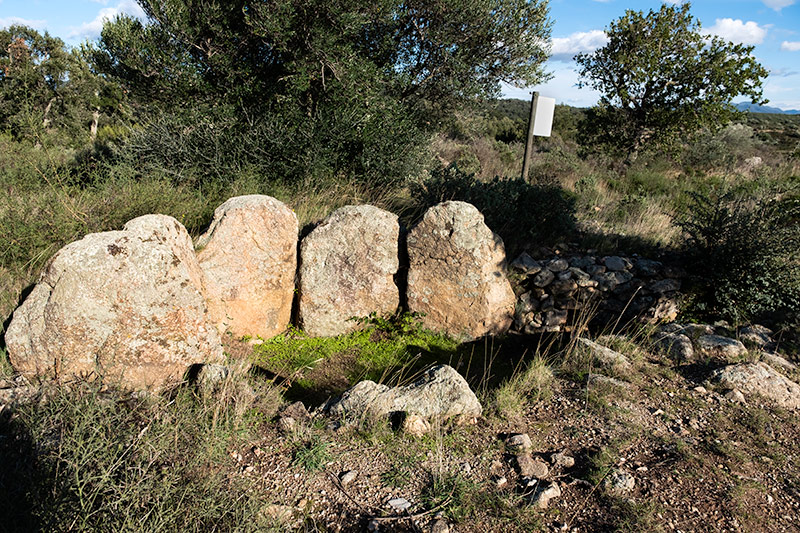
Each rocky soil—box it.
[188,327,800,533]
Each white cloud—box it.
[69,0,146,39]
[704,18,767,45]
[550,30,608,62]
[502,64,602,108]
[763,0,795,11]
[782,41,800,51]
[0,16,47,30]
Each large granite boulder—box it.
[196,195,298,339]
[298,205,399,337]
[406,201,515,341]
[326,364,482,421]
[5,215,224,390]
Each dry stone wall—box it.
[509,251,684,333]
[5,196,697,391]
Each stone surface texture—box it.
[196,195,298,339]
[298,205,400,337]
[406,201,515,341]
[327,364,482,420]
[5,215,223,390]
[709,362,800,409]
[696,335,748,361]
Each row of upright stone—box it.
[4,196,516,390]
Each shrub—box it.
[677,186,800,327]
[405,164,577,255]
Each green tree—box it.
[89,0,552,184]
[0,25,125,146]
[574,3,768,162]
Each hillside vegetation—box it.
[2,2,800,531]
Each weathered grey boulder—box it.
[654,333,694,362]
[406,201,515,342]
[326,364,482,421]
[738,324,773,348]
[709,362,800,409]
[5,215,224,390]
[196,195,298,340]
[298,205,399,337]
[696,335,747,361]
[577,338,633,373]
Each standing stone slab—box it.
[5,215,224,390]
[196,195,298,339]
[406,201,515,341]
[299,205,399,337]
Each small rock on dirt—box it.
[506,433,533,454]
[530,482,561,509]
[550,451,575,468]
[340,470,357,486]
[604,470,635,495]
[516,454,549,478]
[388,497,411,512]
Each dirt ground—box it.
[224,335,800,533]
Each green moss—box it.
[252,316,460,385]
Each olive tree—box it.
[575,3,768,161]
[89,0,552,184]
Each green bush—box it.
[678,186,800,327]
[406,164,577,255]
[114,102,430,188]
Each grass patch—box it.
[609,496,664,532]
[0,379,277,532]
[493,355,554,420]
[253,316,460,388]
[291,436,332,472]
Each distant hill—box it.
[735,102,800,115]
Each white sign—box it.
[532,95,556,137]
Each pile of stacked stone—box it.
[508,251,684,334]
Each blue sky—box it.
[1,0,799,109]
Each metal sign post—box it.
[521,92,556,181]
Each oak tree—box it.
[575,3,768,161]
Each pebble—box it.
[431,519,450,533]
[506,433,533,454]
[388,497,411,512]
[530,482,561,509]
[517,454,549,478]
[550,451,575,468]
[339,470,357,486]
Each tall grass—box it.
[0,375,282,532]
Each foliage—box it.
[0,382,276,532]
[575,3,768,161]
[0,26,125,146]
[291,436,332,471]
[87,0,552,186]
[678,186,800,327]
[405,164,577,255]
